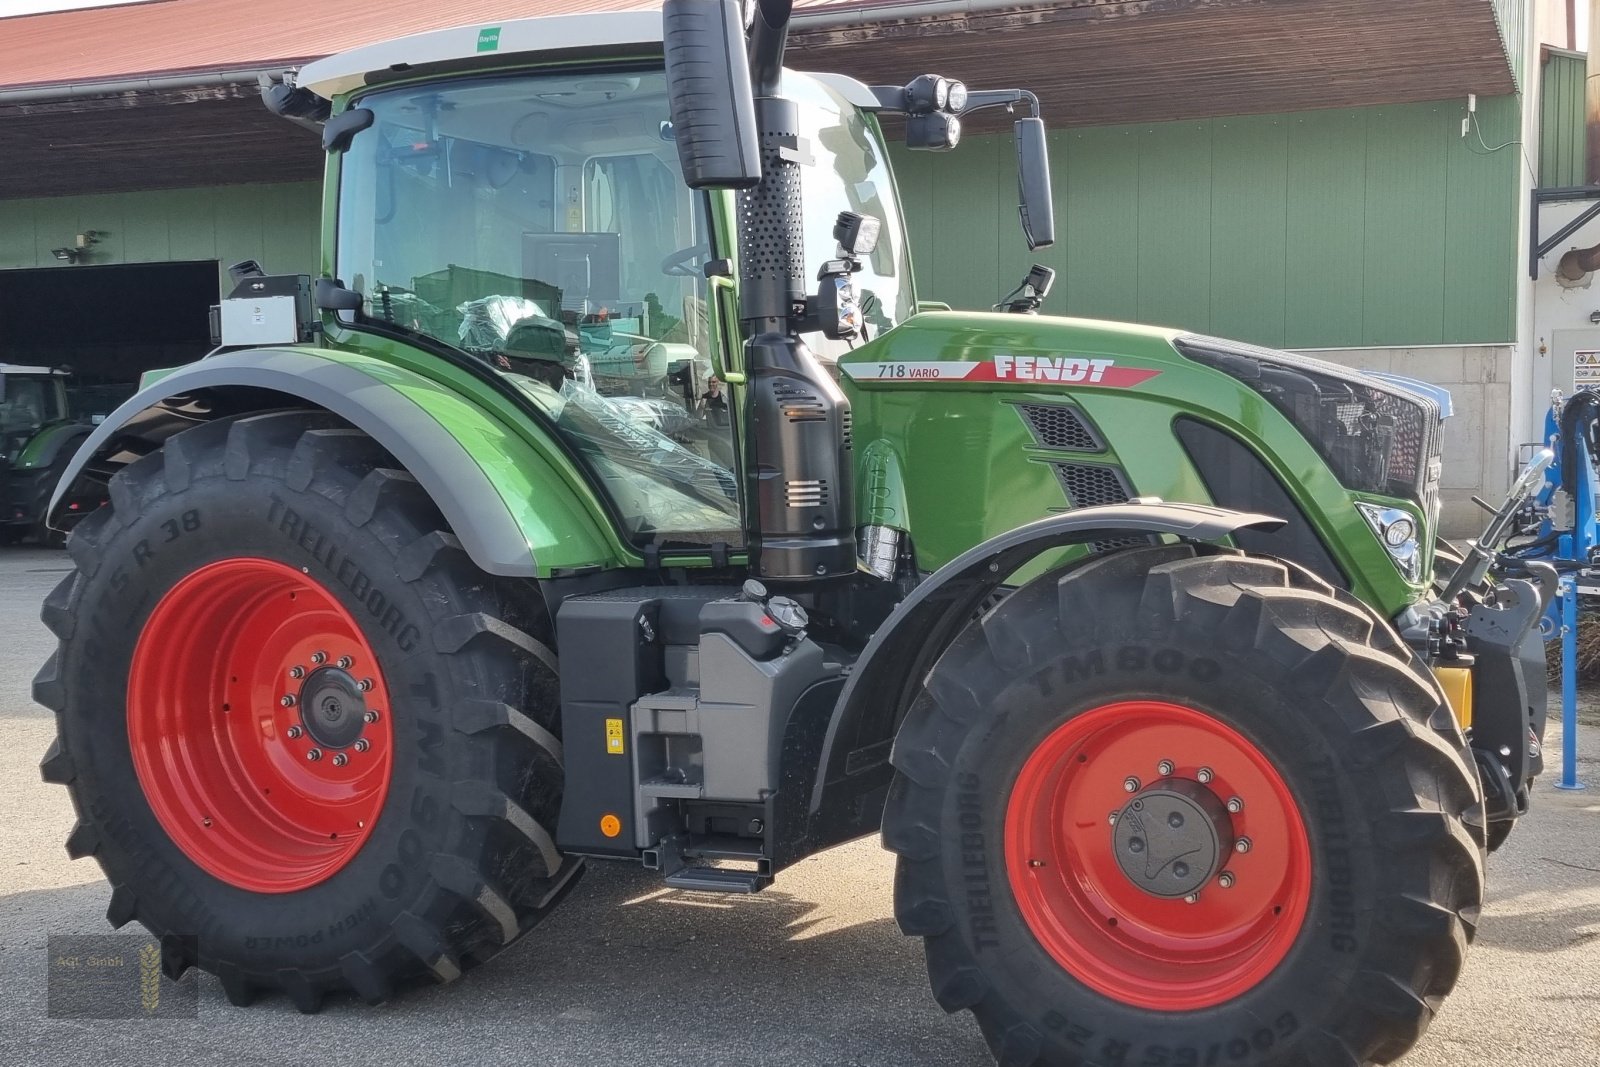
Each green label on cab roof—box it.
[476,26,502,52]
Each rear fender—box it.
[779,503,1283,863]
[47,347,622,578]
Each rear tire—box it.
[884,546,1484,1067]
[36,411,579,1011]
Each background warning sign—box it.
[1576,350,1600,386]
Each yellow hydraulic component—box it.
[1433,666,1474,730]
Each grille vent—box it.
[1052,463,1150,554]
[1053,463,1131,509]
[1018,404,1102,451]
[786,480,829,508]
[841,409,853,451]
[775,381,826,422]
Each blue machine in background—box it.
[1497,388,1600,790]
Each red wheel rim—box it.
[1004,700,1311,1010]
[127,558,394,893]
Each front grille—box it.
[1053,463,1131,508]
[1018,404,1102,451]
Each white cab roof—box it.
[0,364,62,376]
[295,9,881,108]
[297,11,666,100]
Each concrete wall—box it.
[1297,345,1516,538]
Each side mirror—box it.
[662,0,762,189]
[314,277,363,312]
[323,107,374,153]
[1015,117,1055,250]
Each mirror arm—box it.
[957,89,1039,119]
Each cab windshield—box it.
[336,68,740,547]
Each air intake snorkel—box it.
[663,0,857,582]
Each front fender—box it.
[785,503,1283,861]
[17,421,91,471]
[48,347,622,578]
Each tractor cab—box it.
[299,19,914,550]
[0,364,70,456]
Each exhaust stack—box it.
[662,0,856,582]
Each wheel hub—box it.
[299,667,368,749]
[1111,778,1233,898]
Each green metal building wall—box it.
[890,94,1523,350]
[0,182,320,280]
[1541,49,1586,188]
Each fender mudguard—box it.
[18,421,92,472]
[47,347,623,578]
[778,502,1283,863]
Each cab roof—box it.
[297,10,664,100]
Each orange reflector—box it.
[1433,666,1473,729]
[599,813,622,838]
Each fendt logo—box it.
[992,354,1112,383]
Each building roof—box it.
[0,0,659,91]
[0,0,1522,199]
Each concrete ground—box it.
[1,544,1597,1067]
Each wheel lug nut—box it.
[289,665,305,679]
[1236,836,1252,854]
[1197,767,1214,784]
[332,753,348,767]
[353,738,370,753]
[285,725,303,740]
[1157,759,1174,776]
[1108,811,1119,825]
[307,748,323,762]
[337,656,353,669]
[1184,892,1199,904]
[1122,776,1140,793]
[358,678,373,692]
[1226,796,1243,814]
[363,710,380,724]
[1218,871,1236,889]
[280,694,296,707]
[311,651,327,665]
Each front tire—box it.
[885,546,1484,1067]
[36,411,580,1010]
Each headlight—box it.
[1356,502,1423,583]
[1175,335,1441,509]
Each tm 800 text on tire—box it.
[884,545,1485,1067]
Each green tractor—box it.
[37,2,1551,1063]
[0,363,96,546]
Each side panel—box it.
[839,311,1421,618]
[49,347,623,577]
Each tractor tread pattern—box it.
[37,411,576,1014]
[884,546,1485,1067]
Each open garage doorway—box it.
[0,260,218,418]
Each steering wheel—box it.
[660,243,711,277]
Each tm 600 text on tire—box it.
[36,411,580,1010]
[885,545,1484,1067]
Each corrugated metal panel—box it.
[1363,105,1449,346]
[1492,0,1527,88]
[892,95,1521,348]
[0,183,320,291]
[1062,126,1140,324]
[1211,114,1288,347]
[1541,50,1587,187]
[1446,94,1521,342]
[1137,122,1212,333]
[1284,109,1367,348]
